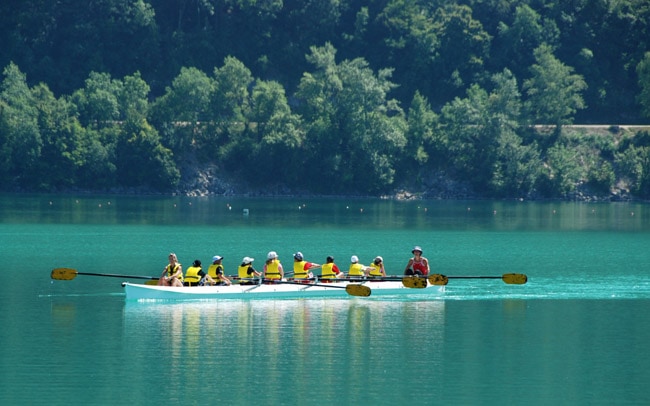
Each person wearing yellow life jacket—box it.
[238,257,260,285]
[263,251,284,282]
[292,252,320,281]
[348,255,371,279]
[184,259,215,286]
[320,256,342,282]
[208,255,231,286]
[368,256,386,277]
[158,253,184,287]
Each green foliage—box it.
[523,44,588,128]
[638,52,650,118]
[1,0,649,197]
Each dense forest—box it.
[1,0,650,199]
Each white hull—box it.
[122,281,444,301]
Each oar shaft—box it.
[77,272,157,280]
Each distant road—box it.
[564,125,650,130]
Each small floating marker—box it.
[243,208,249,216]
[467,207,471,211]
[493,210,497,215]
[346,206,349,209]
[552,210,556,214]
[49,201,53,205]
[631,212,635,216]
[360,208,364,213]
[98,204,102,208]
[424,208,428,212]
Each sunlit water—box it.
[1,195,649,404]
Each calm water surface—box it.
[1,195,649,405]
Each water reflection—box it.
[122,299,446,402]
[2,194,648,231]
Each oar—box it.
[265,279,371,297]
[51,268,158,282]
[427,273,528,285]
[401,276,429,288]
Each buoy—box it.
[243,208,249,216]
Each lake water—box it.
[1,195,649,405]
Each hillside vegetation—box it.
[1,1,650,199]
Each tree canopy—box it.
[1,1,650,199]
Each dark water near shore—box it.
[1,195,649,404]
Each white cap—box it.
[212,255,223,262]
[374,256,383,262]
[242,256,254,264]
[351,255,359,263]
[267,251,278,260]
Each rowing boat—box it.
[121,280,444,300]
[50,267,526,301]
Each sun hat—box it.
[374,256,383,264]
[267,251,278,260]
[294,252,303,261]
[351,255,359,263]
[242,256,254,264]
[212,255,223,262]
[412,246,423,254]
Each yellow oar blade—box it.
[346,284,371,297]
[402,277,428,288]
[502,273,527,284]
[51,268,78,280]
[428,274,449,286]
[144,280,159,286]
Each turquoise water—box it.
[1,195,650,404]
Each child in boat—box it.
[208,255,231,285]
[320,256,342,281]
[292,252,321,281]
[348,255,372,279]
[184,259,216,286]
[368,256,386,277]
[238,257,261,285]
[263,251,284,282]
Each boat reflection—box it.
[123,299,446,401]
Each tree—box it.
[495,4,559,80]
[441,69,539,196]
[245,80,305,184]
[115,117,180,190]
[71,72,122,128]
[523,44,587,130]
[0,63,41,186]
[637,52,650,118]
[402,91,441,181]
[149,66,214,152]
[295,43,407,194]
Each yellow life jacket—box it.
[321,263,336,279]
[166,263,183,281]
[369,263,383,277]
[348,263,365,276]
[265,259,282,280]
[208,264,224,280]
[293,260,309,278]
[185,266,203,284]
[238,264,254,279]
